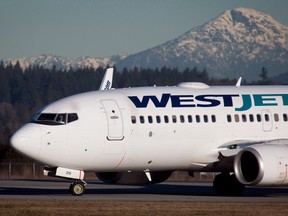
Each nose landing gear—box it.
[43,167,87,196]
[69,180,87,196]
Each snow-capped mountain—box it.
[118,7,288,80]
[3,53,127,71]
[2,8,288,80]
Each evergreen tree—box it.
[259,67,270,84]
[0,64,281,161]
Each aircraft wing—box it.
[195,139,288,173]
[218,139,288,157]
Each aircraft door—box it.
[261,109,273,132]
[101,99,124,141]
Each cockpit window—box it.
[38,113,57,121]
[55,113,66,124]
[68,113,78,123]
[31,113,78,125]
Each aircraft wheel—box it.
[213,173,245,196]
[70,181,85,196]
[213,172,230,195]
[229,174,245,195]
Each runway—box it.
[0,179,288,202]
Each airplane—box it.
[10,67,288,196]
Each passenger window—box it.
[172,115,177,123]
[242,114,247,122]
[140,116,145,124]
[249,114,254,122]
[211,115,216,123]
[131,116,136,124]
[188,115,193,123]
[148,116,153,123]
[156,116,161,123]
[264,114,270,122]
[227,115,232,122]
[196,115,200,123]
[180,115,185,123]
[257,114,262,122]
[274,114,279,122]
[234,114,239,122]
[164,115,169,123]
[283,114,288,122]
[203,115,208,123]
[67,113,78,123]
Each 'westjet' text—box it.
[128,94,288,111]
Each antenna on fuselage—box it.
[236,77,242,88]
[99,68,114,90]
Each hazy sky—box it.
[0,0,287,60]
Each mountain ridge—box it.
[117,7,288,80]
[2,8,288,80]
[3,53,127,71]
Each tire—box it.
[229,174,245,196]
[70,182,85,196]
[213,172,230,195]
[213,173,245,196]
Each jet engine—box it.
[234,144,288,186]
[95,171,172,184]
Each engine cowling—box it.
[234,144,288,186]
[95,171,172,184]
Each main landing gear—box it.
[69,180,87,196]
[213,172,245,196]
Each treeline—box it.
[0,62,273,161]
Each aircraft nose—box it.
[10,123,42,159]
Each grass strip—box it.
[0,200,288,216]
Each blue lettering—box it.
[222,95,239,107]
[253,94,288,107]
[254,94,277,107]
[128,93,288,110]
[195,95,221,107]
[195,94,239,107]
[128,94,170,108]
[170,95,195,107]
[235,95,252,111]
[281,94,288,105]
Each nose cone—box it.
[10,123,42,160]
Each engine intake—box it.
[234,144,288,186]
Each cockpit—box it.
[31,113,79,125]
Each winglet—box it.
[99,68,113,90]
[236,77,242,88]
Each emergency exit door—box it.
[261,109,273,132]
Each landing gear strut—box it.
[69,180,87,196]
[213,172,245,196]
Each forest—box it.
[0,61,276,161]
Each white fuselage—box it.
[11,85,288,173]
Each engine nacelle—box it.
[234,144,288,186]
[95,171,172,184]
